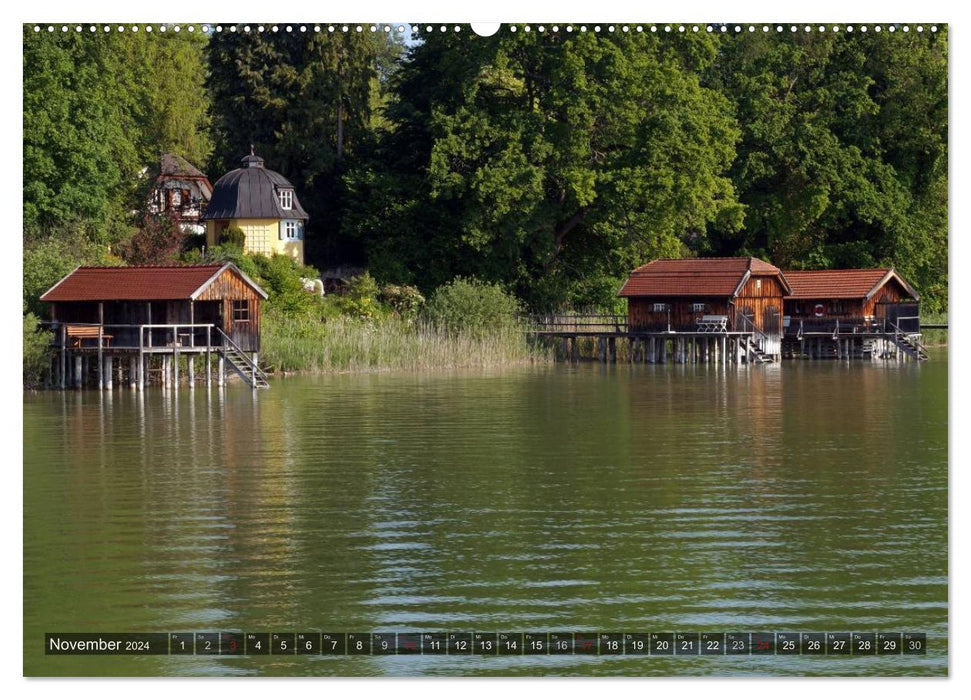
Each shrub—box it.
[379,284,425,319]
[339,273,383,320]
[23,313,51,389]
[122,213,187,265]
[252,254,322,317]
[423,277,523,338]
[220,225,246,249]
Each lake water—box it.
[23,356,948,676]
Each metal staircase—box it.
[747,344,774,364]
[216,328,270,388]
[888,326,929,362]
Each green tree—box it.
[344,29,744,310]
[23,26,211,241]
[707,28,947,311]
[206,30,394,267]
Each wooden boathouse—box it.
[532,258,928,364]
[782,268,926,360]
[39,263,270,389]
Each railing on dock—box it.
[528,314,628,333]
[786,316,922,337]
[42,322,220,351]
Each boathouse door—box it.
[762,305,781,357]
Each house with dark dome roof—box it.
[203,150,310,263]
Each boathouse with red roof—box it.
[39,263,269,389]
[782,268,920,333]
[618,257,791,353]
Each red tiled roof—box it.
[782,268,915,300]
[618,257,782,297]
[40,264,261,302]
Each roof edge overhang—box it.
[730,270,752,298]
[190,262,269,301]
[39,265,81,302]
[866,268,920,302]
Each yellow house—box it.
[203,151,309,264]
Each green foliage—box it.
[23,313,52,389]
[219,225,247,250]
[344,30,743,309]
[706,29,948,312]
[206,30,397,265]
[423,278,523,338]
[23,226,118,316]
[379,284,425,318]
[23,27,211,241]
[337,273,382,320]
[23,26,949,323]
[250,254,323,317]
[122,214,186,265]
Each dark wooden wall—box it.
[784,278,916,321]
[628,297,730,332]
[734,274,786,337]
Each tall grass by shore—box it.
[261,312,553,373]
[920,312,948,347]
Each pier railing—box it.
[42,322,221,351]
[785,316,922,337]
[528,314,628,333]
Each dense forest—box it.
[23,24,948,314]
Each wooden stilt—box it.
[188,356,195,388]
[608,337,616,363]
[173,350,179,386]
[218,355,225,387]
[104,356,113,390]
[74,355,82,389]
[59,327,66,389]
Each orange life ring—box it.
[813,303,826,317]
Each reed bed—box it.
[262,313,553,373]
[920,312,948,347]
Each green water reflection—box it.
[23,357,947,676]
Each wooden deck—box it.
[526,314,928,363]
[42,322,269,390]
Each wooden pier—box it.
[38,263,272,390]
[528,314,929,364]
[44,322,269,390]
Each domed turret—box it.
[203,150,310,263]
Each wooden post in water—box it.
[103,356,112,390]
[97,304,104,390]
[188,356,195,388]
[59,326,66,389]
[217,355,225,387]
[608,337,616,363]
[74,355,82,389]
[206,326,212,386]
[173,350,179,386]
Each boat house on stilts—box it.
[534,257,928,364]
[618,257,791,364]
[40,263,269,389]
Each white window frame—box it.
[692,303,706,313]
[283,220,300,240]
[652,303,668,313]
[279,189,293,210]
